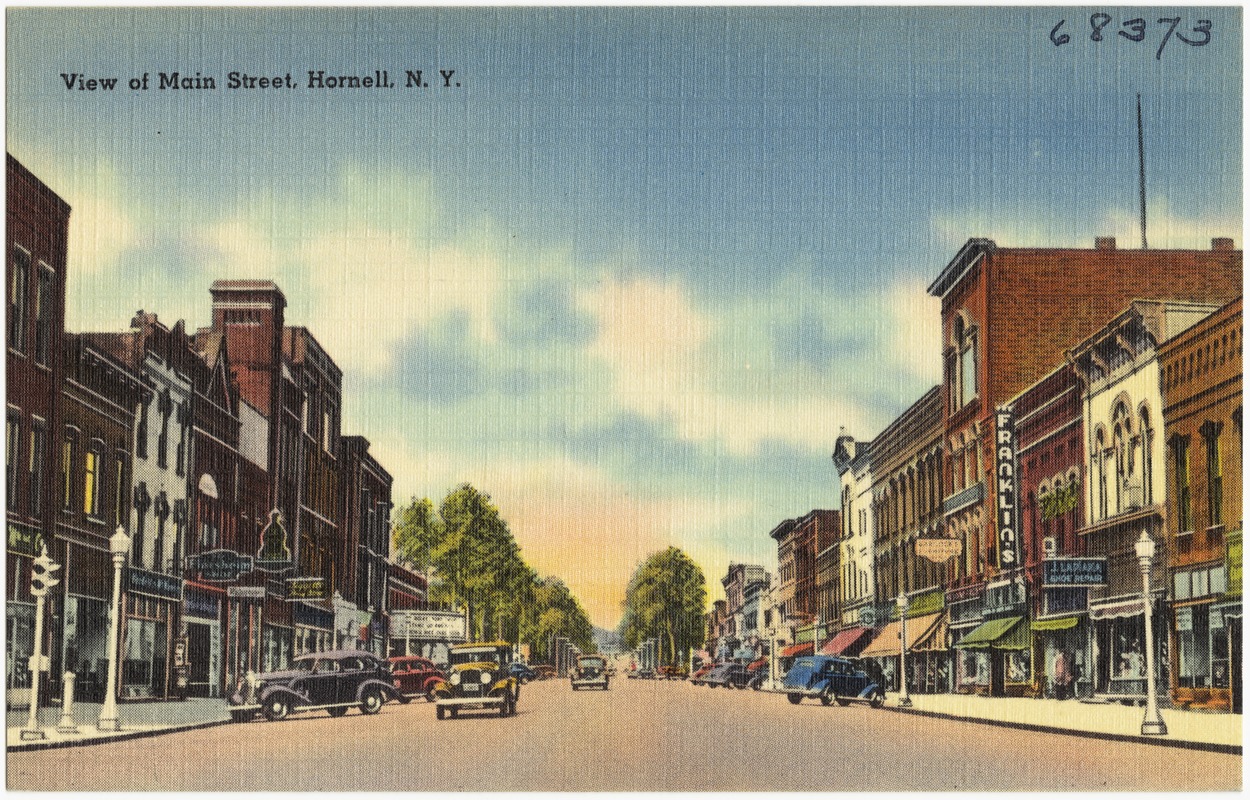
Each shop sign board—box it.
[1042,558,1108,587]
[187,549,254,582]
[7,522,41,556]
[994,406,1020,568]
[125,566,184,601]
[916,538,963,563]
[1226,529,1242,597]
[391,609,467,641]
[184,589,221,620]
[227,585,266,599]
[285,576,329,601]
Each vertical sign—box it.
[995,406,1019,567]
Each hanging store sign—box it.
[7,522,41,556]
[995,407,1020,568]
[285,576,329,601]
[254,510,293,572]
[227,585,266,600]
[916,538,963,563]
[1042,557,1108,587]
[125,566,184,601]
[187,549,254,582]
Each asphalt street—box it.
[7,677,1241,791]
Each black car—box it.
[228,649,404,722]
[702,662,751,689]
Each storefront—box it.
[293,601,334,656]
[7,522,42,708]
[1089,595,1168,703]
[60,542,114,704]
[225,585,264,690]
[1031,615,1090,700]
[954,615,1031,696]
[858,613,944,694]
[182,585,223,697]
[819,626,873,658]
[121,566,182,699]
[946,582,986,693]
[261,592,293,672]
[1170,558,1236,711]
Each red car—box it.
[388,656,446,702]
[689,663,717,686]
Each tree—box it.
[619,547,707,668]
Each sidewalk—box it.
[7,697,232,752]
[883,691,1242,754]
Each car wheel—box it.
[870,691,885,709]
[263,697,291,721]
[436,705,446,720]
[499,695,510,717]
[820,690,834,706]
[449,708,459,719]
[787,693,803,705]
[328,706,349,717]
[359,688,384,715]
[837,698,852,707]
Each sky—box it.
[6,6,1242,628]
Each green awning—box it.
[1030,616,1081,632]
[955,616,1029,650]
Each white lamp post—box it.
[97,526,130,732]
[1134,530,1167,735]
[897,592,912,707]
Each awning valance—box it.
[780,642,814,658]
[1090,599,1147,620]
[955,616,1029,650]
[820,626,873,656]
[859,613,943,658]
[1031,615,1081,632]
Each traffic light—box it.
[30,547,61,598]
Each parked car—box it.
[688,663,717,686]
[533,664,557,681]
[746,658,769,690]
[228,649,403,722]
[509,662,537,683]
[432,641,520,720]
[781,655,885,708]
[656,664,688,680]
[570,654,611,690]
[702,662,751,689]
[389,655,446,702]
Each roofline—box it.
[927,238,995,298]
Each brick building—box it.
[6,155,69,707]
[1159,296,1242,712]
[337,435,393,654]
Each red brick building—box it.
[5,155,70,706]
[1159,296,1242,712]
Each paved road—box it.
[7,677,1241,791]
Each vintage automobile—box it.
[570,654,610,690]
[228,650,403,722]
[702,662,751,689]
[656,664,687,680]
[432,641,519,719]
[532,664,558,681]
[388,655,447,702]
[746,658,770,690]
[508,662,537,683]
[781,655,885,708]
[688,663,717,686]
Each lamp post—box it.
[97,526,130,732]
[1135,530,1167,736]
[897,592,912,707]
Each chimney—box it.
[1211,237,1235,251]
[1094,237,1117,251]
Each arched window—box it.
[1139,407,1154,505]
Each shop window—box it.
[1176,605,1211,688]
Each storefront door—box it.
[187,623,211,697]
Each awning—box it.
[1090,599,1147,620]
[912,614,949,652]
[859,613,943,658]
[780,642,814,658]
[820,626,873,656]
[1031,615,1081,632]
[955,616,1030,650]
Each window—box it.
[113,455,125,527]
[6,415,20,511]
[136,396,149,460]
[28,422,45,515]
[83,442,101,517]
[1095,430,1109,520]
[156,390,171,469]
[1140,408,1154,505]
[61,430,76,510]
[1173,435,1192,533]
[33,266,54,366]
[9,247,29,353]
[1201,421,1223,528]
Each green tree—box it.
[619,547,707,668]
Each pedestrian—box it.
[1053,651,1071,700]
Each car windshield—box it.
[581,657,605,668]
[451,647,504,666]
[792,658,815,671]
[291,656,317,672]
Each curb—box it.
[885,704,1242,756]
[7,718,234,753]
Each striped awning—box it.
[819,626,873,656]
[1031,615,1081,632]
[780,642,814,658]
[859,613,943,659]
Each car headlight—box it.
[480,671,492,684]
[450,673,461,686]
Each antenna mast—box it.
[1137,94,1148,249]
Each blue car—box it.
[508,662,537,683]
[781,655,885,708]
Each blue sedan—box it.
[508,662,537,683]
[781,655,885,708]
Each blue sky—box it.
[7,6,1241,626]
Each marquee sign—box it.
[995,407,1020,568]
[391,609,467,641]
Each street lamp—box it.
[97,526,130,732]
[1134,530,1167,736]
[897,592,912,707]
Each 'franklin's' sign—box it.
[995,407,1019,567]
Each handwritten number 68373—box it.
[1049,15,1211,59]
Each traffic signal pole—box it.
[21,544,61,741]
